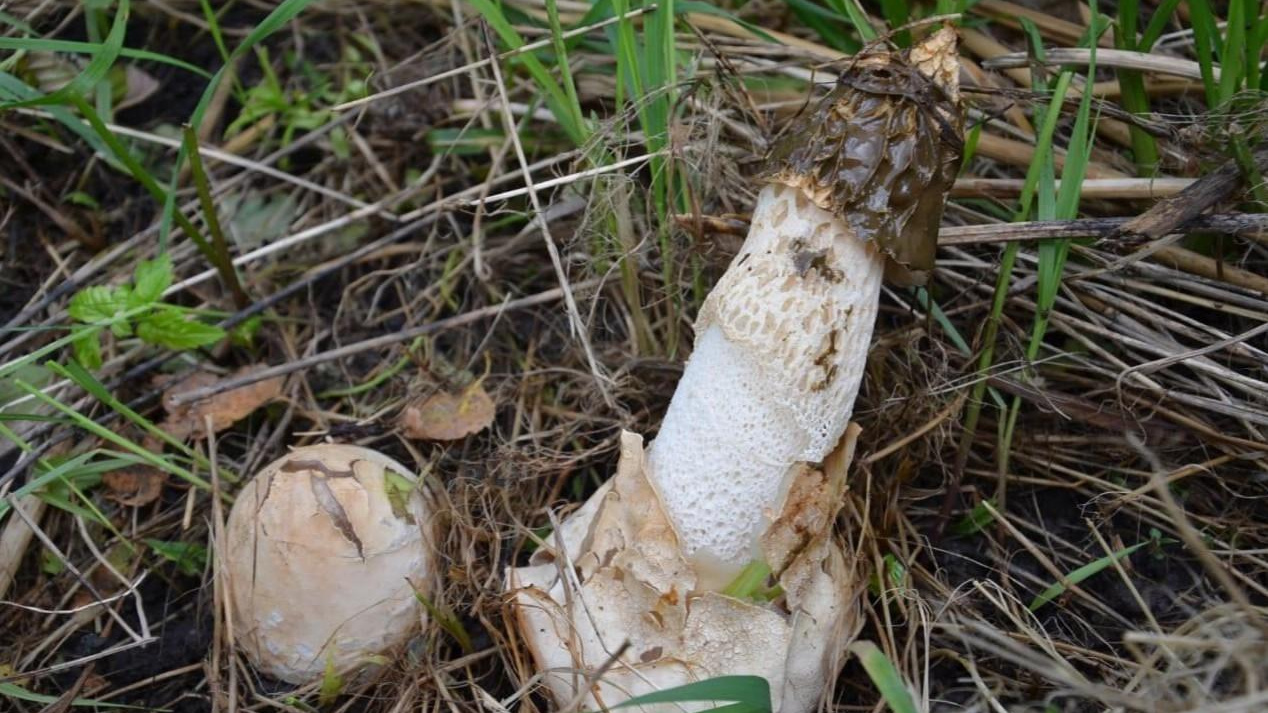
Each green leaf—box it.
[68,285,124,324]
[849,641,919,713]
[607,676,771,713]
[131,253,173,307]
[144,538,207,576]
[1138,0,1182,51]
[229,315,264,348]
[135,309,225,350]
[72,331,104,370]
[40,549,66,575]
[951,498,998,536]
[383,470,418,523]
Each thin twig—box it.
[673,212,1268,246]
[481,25,614,408]
[167,279,600,406]
[984,48,1218,82]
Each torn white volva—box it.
[509,431,863,713]
[647,183,885,579]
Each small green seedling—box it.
[951,498,998,536]
[144,539,208,577]
[68,254,226,368]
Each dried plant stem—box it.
[0,494,46,602]
[166,280,599,406]
[674,211,1266,247]
[984,48,1216,83]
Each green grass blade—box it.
[1114,0,1159,173]
[183,126,250,307]
[849,641,919,713]
[0,71,115,165]
[721,559,773,600]
[880,0,912,46]
[1188,0,1223,107]
[1032,6,1101,358]
[0,681,143,709]
[1029,540,1151,610]
[1219,0,1247,103]
[608,676,771,713]
[160,0,325,247]
[0,37,212,78]
[678,2,776,43]
[611,0,644,115]
[951,498,998,536]
[466,0,588,146]
[197,0,234,65]
[0,9,37,33]
[0,0,130,110]
[46,359,205,467]
[1242,0,1262,89]
[14,376,210,491]
[825,0,878,41]
[85,3,113,121]
[544,0,586,137]
[784,0,859,52]
[68,94,217,263]
[1139,0,1182,51]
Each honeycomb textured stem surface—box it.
[646,183,885,572]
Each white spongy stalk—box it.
[647,183,885,570]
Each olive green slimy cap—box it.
[761,27,965,286]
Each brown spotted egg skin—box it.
[762,54,964,285]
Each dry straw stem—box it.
[951,177,1192,199]
[974,0,1114,46]
[165,280,600,406]
[975,132,1131,179]
[674,210,1267,249]
[0,495,46,601]
[984,48,1218,83]
[1148,245,1268,295]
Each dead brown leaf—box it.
[102,467,166,507]
[399,382,495,441]
[160,366,284,440]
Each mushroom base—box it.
[505,429,864,713]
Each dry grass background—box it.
[2,0,1268,711]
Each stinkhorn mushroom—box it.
[506,28,963,713]
[225,444,436,684]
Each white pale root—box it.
[647,183,885,571]
[224,444,434,684]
